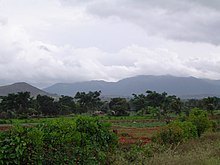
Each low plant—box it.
[152,122,185,145]
[188,108,211,137]
[152,121,197,145]
[0,117,118,164]
[0,125,44,164]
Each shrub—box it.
[172,121,198,140]
[210,120,218,132]
[153,109,214,145]
[153,121,197,145]
[0,125,44,164]
[188,108,211,137]
[153,123,184,145]
[0,117,118,164]
[75,117,118,164]
[41,119,79,164]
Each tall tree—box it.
[109,97,130,116]
[15,92,31,114]
[145,91,167,108]
[130,94,147,111]
[74,91,102,113]
[0,92,31,116]
[202,97,220,115]
[36,95,58,116]
[58,95,76,115]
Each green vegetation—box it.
[1,90,220,119]
[110,132,220,165]
[0,117,117,164]
[112,121,165,128]
[153,108,212,145]
[153,121,197,145]
[0,90,220,164]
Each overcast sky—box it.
[0,0,220,87]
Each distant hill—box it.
[0,82,56,97]
[44,75,220,99]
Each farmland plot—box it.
[110,119,165,144]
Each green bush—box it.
[153,109,213,145]
[0,125,44,164]
[172,121,198,140]
[152,123,184,145]
[153,121,197,145]
[0,117,118,164]
[41,119,79,164]
[210,120,218,132]
[75,117,118,164]
[188,108,211,137]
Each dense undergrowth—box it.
[0,117,117,164]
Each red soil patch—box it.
[0,125,12,131]
[112,126,160,145]
[0,124,34,132]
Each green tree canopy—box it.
[109,97,130,116]
[74,91,102,113]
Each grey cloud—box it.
[59,0,96,6]
[70,0,220,45]
[187,0,220,10]
[0,17,7,26]
[38,45,51,52]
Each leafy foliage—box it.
[58,95,76,115]
[153,122,185,145]
[188,108,211,137]
[130,90,183,117]
[0,125,44,164]
[153,108,213,145]
[74,91,102,114]
[0,117,117,164]
[109,98,130,116]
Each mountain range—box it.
[43,75,220,99]
[0,75,220,99]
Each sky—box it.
[0,0,220,88]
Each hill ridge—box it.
[44,75,220,99]
[0,82,56,97]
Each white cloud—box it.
[1,23,220,85]
[0,0,220,87]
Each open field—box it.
[112,126,159,144]
[109,119,164,144]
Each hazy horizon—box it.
[0,74,220,89]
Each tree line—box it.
[0,90,220,119]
